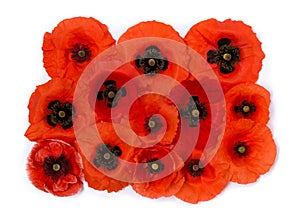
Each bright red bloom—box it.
[225,82,270,124]
[25,78,90,143]
[169,79,225,160]
[26,139,83,196]
[43,17,115,81]
[175,149,229,204]
[185,18,265,91]
[118,20,189,83]
[217,119,277,184]
[91,65,139,123]
[74,122,135,192]
[131,146,185,199]
[128,93,179,146]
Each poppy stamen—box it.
[207,38,240,74]
[93,144,122,170]
[135,46,168,75]
[242,105,250,113]
[145,116,162,133]
[182,96,208,127]
[43,155,70,181]
[148,158,164,174]
[71,43,92,63]
[77,50,86,58]
[186,159,205,177]
[52,163,61,172]
[234,142,249,157]
[234,100,256,117]
[58,110,66,118]
[148,58,156,66]
[191,109,200,118]
[223,53,232,61]
[97,80,126,108]
[47,100,74,129]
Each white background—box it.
[1,0,299,218]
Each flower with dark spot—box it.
[26,139,83,196]
[131,146,185,199]
[175,150,229,204]
[217,119,277,184]
[43,17,115,81]
[118,20,189,83]
[225,82,270,124]
[93,144,122,171]
[97,80,127,108]
[135,46,168,75]
[74,122,134,192]
[185,18,265,91]
[128,94,179,146]
[47,100,74,129]
[25,78,80,143]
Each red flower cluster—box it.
[25,17,276,203]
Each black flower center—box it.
[234,100,256,117]
[147,158,164,174]
[43,155,70,181]
[93,144,122,170]
[144,115,162,133]
[71,43,92,63]
[186,159,205,177]
[47,100,75,129]
[182,96,208,127]
[97,80,127,108]
[234,142,249,157]
[135,46,168,76]
[207,38,240,74]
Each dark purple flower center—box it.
[207,38,240,74]
[136,46,168,76]
[47,100,74,129]
[97,80,126,108]
[43,155,70,181]
[234,142,249,157]
[234,100,256,117]
[186,159,205,177]
[93,144,122,170]
[144,115,162,133]
[182,96,208,127]
[71,43,92,63]
[147,158,164,174]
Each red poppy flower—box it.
[25,78,89,143]
[184,18,265,91]
[175,149,229,204]
[128,93,179,146]
[217,119,277,184]
[225,82,270,124]
[43,17,115,81]
[118,21,189,83]
[26,139,83,196]
[90,64,139,123]
[130,145,185,199]
[169,79,225,159]
[74,122,136,192]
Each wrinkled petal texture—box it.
[185,18,265,91]
[176,150,229,204]
[74,122,135,192]
[225,82,270,124]
[118,20,189,83]
[43,17,115,80]
[131,146,185,199]
[26,139,83,196]
[129,93,179,146]
[25,78,77,143]
[218,119,277,184]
